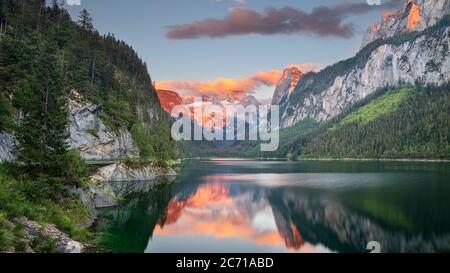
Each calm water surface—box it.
[97,160,450,253]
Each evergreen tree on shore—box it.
[0,89,12,132]
[14,32,70,178]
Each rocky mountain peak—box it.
[361,0,449,49]
[277,0,449,129]
[280,66,303,92]
[239,94,260,107]
[156,89,184,114]
[272,66,303,105]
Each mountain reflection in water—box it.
[97,160,450,253]
[152,182,312,252]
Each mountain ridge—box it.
[361,0,450,49]
[272,66,303,106]
[275,0,450,128]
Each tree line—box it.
[259,85,450,160]
[0,0,177,186]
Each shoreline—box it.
[296,157,450,163]
[181,157,450,163]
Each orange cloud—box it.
[166,1,401,40]
[155,64,319,100]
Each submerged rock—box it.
[70,183,118,210]
[89,162,176,207]
[92,162,177,183]
[89,185,118,209]
[109,176,177,197]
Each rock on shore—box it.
[17,218,85,253]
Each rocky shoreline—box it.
[1,89,178,252]
[19,164,176,253]
[70,162,177,252]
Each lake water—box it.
[96,159,450,253]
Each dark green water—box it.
[96,159,450,253]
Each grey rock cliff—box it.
[361,0,450,49]
[278,0,450,128]
[67,90,139,160]
[272,66,303,106]
[1,91,140,162]
[0,131,14,162]
[18,218,85,253]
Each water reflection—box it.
[97,160,450,253]
[149,182,319,253]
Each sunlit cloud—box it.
[155,64,319,100]
[166,1,401,39]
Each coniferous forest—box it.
[0,0,176,252]
[0,0,449,255]
[253,85,450,160]
[182,85,450,160]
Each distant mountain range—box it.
[156,0,450,159]
[156,88,261,129]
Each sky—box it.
[65,0,402,101]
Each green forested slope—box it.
[272,85,450,160]
[0,0,176,161]
[181,85,449,160]
[0,0,176,252]
[283,15,450,114]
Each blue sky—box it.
[65,0,401,100]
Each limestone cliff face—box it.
[0,131,14,162]
[361,0,450,49]
[278,0,450,128]
[1,90,140,162]
[271,66,303,106]
[67,90,139,160]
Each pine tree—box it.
[77,9,93,32]
[0,88,12,131]
[14,32,70,178]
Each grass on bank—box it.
[0,163,93,252]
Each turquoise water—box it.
[97,160,450,253]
